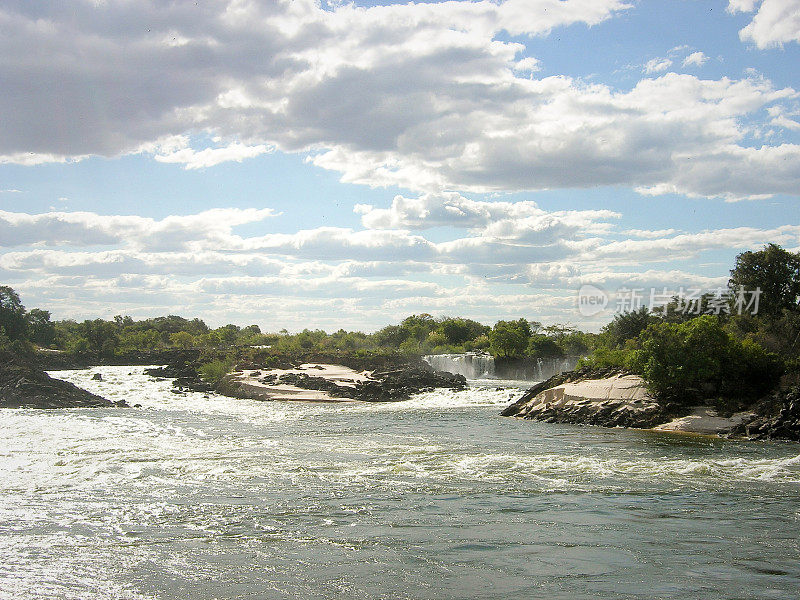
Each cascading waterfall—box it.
[422,353,496,379]
[423,353,581,381]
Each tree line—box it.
[0,291,592,360]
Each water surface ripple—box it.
[1,366,798,599]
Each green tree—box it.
[630,316,782,403]
[0,286,28,341]
[372,325,410,348]
[489,319,531,358]
[437,317,489,345]
[729,243,800,319]
[170,331,195,349]
[79,319,119,355]
[602,306,657,348]
[527,334,564,358]
[27,308,56,347]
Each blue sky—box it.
[1,0,798,331]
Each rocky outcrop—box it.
[502,367,800,440]
[353,367,466,402]
[0,351,125,409]
[144,361,215,393]
[729,387,800,441]
[653,406,755,436]
[218,363,466,403]
[501,368,665,428]
[36,348,202,371]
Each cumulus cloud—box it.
[0,1,797,200]
[729,0,800,48]
[355,192,619,233]
[3,200,796,329]
[153,140,274,169]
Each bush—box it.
[578,347,633,370]
[197,359,233,385]
[527,334,564,358]
[629,316,783,404]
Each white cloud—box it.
[0,208,277,250]
[3,201,796,330]
[0,1,797,201]
[590,225,800,264]
[644,57,673,74]
[354,192,619,234]
[622,228,680,238]
[513,57,541,73]
[682,51,708,67]
[728,0,759,12]
[731,0,800,48]
[153,140,273,169]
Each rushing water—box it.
[2,367,799,600]
[422,353,579,381]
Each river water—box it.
[2,366,799,600]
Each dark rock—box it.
[354,368,466,402]
[223,365,467,403]
[0,350,123,409]
[729,386,800,441]
[91,373,102,380]
[144,361,215,393]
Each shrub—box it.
[197,359,233,385]
[629,316,783,404]
[578,347,633,370]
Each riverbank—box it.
[501,367,800,441]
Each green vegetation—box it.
[631,317,783,403]
[0,283,592,363]
[3,243,795,409]
[197,358,234,384]
[580,244,799,406]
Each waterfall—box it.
[422,353,496,379]
[424,353,581,381]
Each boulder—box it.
[0,351,124,409]
[501,368,665,428]
[729,387,800,441]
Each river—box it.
[2,366,799,599]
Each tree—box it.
[27,308,56,347]
[630,316,783,403]
[79,319,119,355]
[489,319,531,358]
[437,317,489,345]
[170,331,195,349]
[0,286,28,341]
[373,325,410,348]
[729,244,800,319]
[602,306,657,348]
[527,334,564,358]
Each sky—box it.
[1,0,799,332]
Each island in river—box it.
[501,367,800,441]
